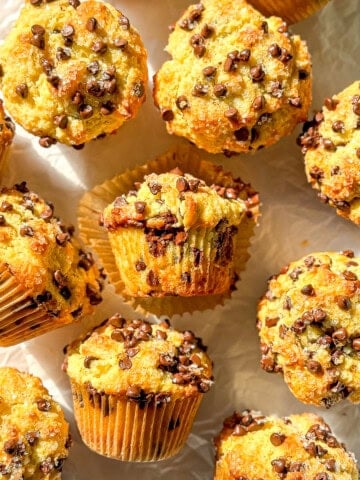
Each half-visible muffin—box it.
[154,0,312,155]
[257,250,360,407]
[299,81,360,225]
[0,0,147,148]
[247,0,329,24]
[63,314,213,461]
[214,410,358,479]
[0,182,103,346]
[0,367,71,479]
[0,99,15,177]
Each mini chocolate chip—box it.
[332,327,348,343]
[126,385,141,399]
[20,224,34,237]
[324,97,339,110]
[37,398,51,411]
[203,66,216,77]
[343,270,357,281]
[270,432,286,446]
[54,114,68,129]
[234,127,249,141]
[336,295,351,310]
[252,95,265,111]
[323,138,336,151]
[0,215,5,226]
[30,34,45,49]
[146,270,159,287]
[135,260,146,271]
[39,136,57,148]
[92,40,107,54]
[289,97,302,108]
[25,431,40,446]
[86,283,102,305]
[119,15,130,30]
[201,23,214,38]
[239,48,250,61]
[86,17,97,32]
[306,360,323,374]
[314,474,329,480]
[268,43,281,57]
[213,83,227,97]
[100,101,116,115]
[53,270,65,287]
[87,60,100,75]
[161,109,174,121]
[271,458,287,474]
[176,177,189,192]
[132,81,145,97]
[332,120,344,133]
[79,104,93,119]
[148,181,162,194]
[279,48,293,63]
[224,107,238,120]
[114,37,128,49]
[16,83,28,98]
[299,69,309,79]
[261,21,268,33]
[176,95,189,110]
[352,338,360,350]
[69,0,80,7]
[301,284,315,296]
[71,91,83,105]
[250,65,265,82]
[356,148,360,158]
[84,355,98,368]
[192,83,208,96]
[0,201,13,212]
[31,24,45,36]
[119,357,132,370]
[56,232,70,245]
[30,0,42,5]
[60,286,71,300]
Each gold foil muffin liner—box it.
[71,380,202,462]
[0,263,68,347]
[78,144,259,316]
[248,0,329,24]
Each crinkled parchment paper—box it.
[0,0,360,478]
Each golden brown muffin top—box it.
[214,410,358,479]
[0,367,71,480]
[64,315,213,402]
[0,182,103,321]
[257,251,360,407]
[0,0,147,147]
[0,100,14,150]
[154,0,312,155]
[102,169,253,232]
[299,81,360,225]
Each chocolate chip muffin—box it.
[102,167,258,298]
[63,315,213,461]
[0,367,71,480]
[0,99,15,177]
[257,250,360,408]
[299,81,360,225]
[153,0,312,155]
[0,182,103,347]
[0,0,147,148]
[214,410,358,479]
[247,0,329,24]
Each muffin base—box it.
[71,381,202,462]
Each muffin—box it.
[247,0,330,24]
[78,145,259,315]
[257,250,360,408]
[63,314,213,462]
[298,81,360,225]
[0,182,103,347]
[0,99,15,177]
[0,367,71,480]
[153,0,312,155]
[214,410,358,479]
[0,0,147,148]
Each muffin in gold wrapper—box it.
[257,250,360,408]
[63,315,213,462]
[0,182,103,347]
[214,410,358,479]
[78,145,260,315]
[247,0,329,24]
[0,367,72,479]
[0,0,147,148]
[0,100,15,178]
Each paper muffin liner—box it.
[70,380,203,462]
[78,144,259,316]
[248,0,329,24]
[0,263,67,347]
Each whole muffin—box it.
[102,168,257,297]
[63,314,213,461]
[247,0,329,24]
[0,182,103,347]
[0,0,147,148]
[257,250,360,407]
[0,367,71,480]
[299,81,360,225]
[214,410,358,479]
[153,0,312,155]
[0,100,15,177]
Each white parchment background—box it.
[0,0,360,478]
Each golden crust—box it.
[102,168,258,297]
[214,410,358,479]
[0,367,71,480]
[299,81,360,225]
[247,0,330,25]
[0,183,103,346]
[0,100,14,173]
[257,251,360,407]
[64,315,213,399]
[0,0,147,147]
[154,0,312,155]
